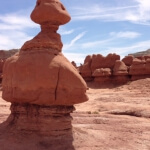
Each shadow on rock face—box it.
[0,103,75,150]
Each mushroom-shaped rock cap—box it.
[31,0,71,25]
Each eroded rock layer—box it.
[8,103,74,136]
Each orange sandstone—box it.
[2,0,88,106]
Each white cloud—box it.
[0,13,38,30]
[104,40,150,57]
[136,0,150,11]
[58,28,74,35]
[70,4,102,16]
[81,38,114,49]
[0,31,33,50]
[64,39,150,64]
[80,31,140,50]
[110,31,141,39]
[63,32,86,51]
[70,1,150,25]
[71,4,138,21]
[0,1,149,64]
[0,11,39,50]
[135,0,150,21]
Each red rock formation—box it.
[129,58,146,75]
[0,59,4,73]
[113,60,128,76]
[80,55,93,81]
[0,49,18,60]
[91,53,120,72]
[144,55,150,60]
[145,58,150,73]
[92,68,111,83]
[92,68,111,77]
[79,53,150,83]
[2,0,88,106]
[136,56,146,62]
[0,59,4,79]
[2,0,88,142]
[113,60,129,84]
[8,103,75,136]
[0,49,18,79]
[71,61,77,68]
[129,58,150,80]
[122,55,133,66]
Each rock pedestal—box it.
[8,103,74,136]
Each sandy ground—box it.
[0,78,150,150]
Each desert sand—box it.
[0,78,150,150]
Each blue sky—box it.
[0,0,150,64]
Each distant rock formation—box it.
[122,55,133,66]
[79,52,150,84]
[129,58,150,80]
[0,59,4,78]
[0,49,19,60]
[129,49,150,57]
[80,55,93,81]
[71,61,77,68]
[91,53,120,72]
[113,60,129,84]
[92,68,112,83]
[113,60,128,76]
[93,68,111,77]
[0,49,19,79]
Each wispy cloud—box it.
[79,31,140,50]
[58,28,74,35]
[69,0,150,25]
[0,31,33,50]
[81,38,114,49]
[0,12,39,50]
[63,31,86,51]
[0,13,37,30]
[110,31,141,39]
[65,39,150,63]
[71,5,138,21]
[103,40,150,57]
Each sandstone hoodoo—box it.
[113,60,129,84]
[80,55,93,81]
[122,55,133,66]
[113,60,128,76]
[2,0,88,137]
[129,58,150,80]
[92,68,112,83]
[91,53,120,72]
